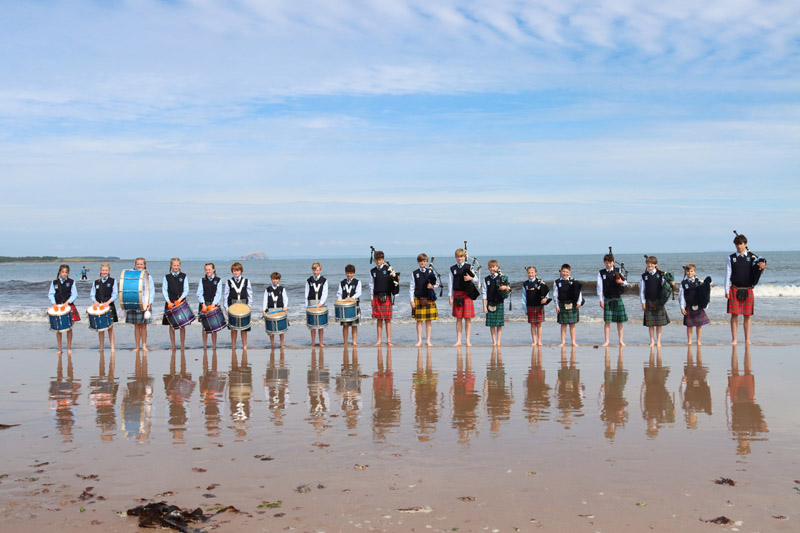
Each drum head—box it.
[48,306,70,316]
[229,303,251,315]
[86,305,108,316]
[268,311,286,319]
[307,306,328,315]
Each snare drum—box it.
[48,305,73,332]
[228,303,252,331]
[265,311,289,334]
[87,305,113,332]
[164,300,196,330]
[120,269,151,311]
[199,306,227,333]
[306,306,329,330]
[334,299,357,323]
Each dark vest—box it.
[340,279,360,300]
[729,253,756,288]
[682,278,701,307]
[450,263,472,292]
[599,269,621,299]
[94,277,115,304]
[267,285,285,309]
[555,278,571,302]
[53,278,74,305]
[227,278,250,306]
[201,276,220,304]
[371,265,390,295]
[306,276,326,303]
[485,275,501,304]
[165,272,186,301]
[412,269,430,298]
[642,271,663,302]
[523,279,547,307]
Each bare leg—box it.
[109,326,115,353]
[179,328,186,350]
[242,331,248,350]
[269,334,275,349]
[231,330,239,349]
[342,325,349,345]
[319,328,325,347]
[386,321,392,345]
[415,321,423,347]
[696,326,703,345]
[169,327,177,350]
[686,326,693,345]
[496,326,502,346]
[99,331,105,351]
[559,324,566,347]
[464,318,472,347]
[648,326,655,346]
[569,323,578,347]
[454,319,463,346]
[374,320,383,346]
[530,323,536,346]
[425,321,432,346]
[352,326,358,346]
[67,329,73,355]
[311,329,317,346]
[617,323,625,346]
[655,325,663,347]
[279,333,285,347]
[743,315,752,344]
[602,322,611,346]
[730,315,739,345]
[536,323,543,346]
[56,331,63,354]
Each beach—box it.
[1,319,798,532]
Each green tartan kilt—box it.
[557,303,580,324]
[485,303,504,327]
[412,298,438,321]
[603,297,628,323]
[643,303,670,326]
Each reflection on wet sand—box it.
[49,352,80,442]
[122,350,153,441]
[680,345,712,429]
[228,348,252,440]
[200,349,226,439]
[336,346,362,431]
[451,347,479,445]
[412,347,439,441]
[265,348,289,428]
[89,351,118,442]
[485,347,513,435]
[307,347,331,435]
[600,347,628,440]
[524,346,551,430]
[728,345,768,455]
[642,347,675,438]
[373,347,401,443]
[163,349,195,444]
[555,347,583,429]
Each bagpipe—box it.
[644,254,677,306]
[681,268,712,310]
[496,267,512,310]
[427,257,444,301]
[370,246,400,296]
[733,230,766,287]
[524,270,552,307]
[566,278,585,307]
[463,240,482,300]
[608,246,628,294]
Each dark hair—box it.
[345,264,355,273]
[58,264,70,276]
[417,253,428,262]
[733,234,747,245]
[603,253,614,263]
[270,272,281,280]
[374,251,385,260]
[231,262,243,273]
[560,264,571,271]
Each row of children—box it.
[47,235,765,353]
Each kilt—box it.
[727,286,754,316]
[106,302,119,323]
[125,309,153,325]
[557,302,579,325]
[412,298,438,321]
[603,298,628,323]
[684,308,710,327]
[68,303,81,322]
[643,303,670,327]
[485,303,504,327]
[526,306,545,324]
[372,297,393,320]
[452,290,475,319]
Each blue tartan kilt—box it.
[485,303,504,327]
[683,308,710,327]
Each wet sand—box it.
[0,325,798,531]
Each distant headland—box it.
[239,251,268,260]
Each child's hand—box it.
[641,303,646,311]
[600,301,605,309]
[681,309,687,315]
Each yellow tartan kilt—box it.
[412,298,438,321]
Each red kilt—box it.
[727,286,754,316]
[451,290,475,319]
[69,303,81,322]
[371,297,393,320]
[526,306,545,324]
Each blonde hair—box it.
[488,259,499,268]
[170,257,181,266]
[100,263,110,270]
[135,257,147,269]
[455,248,466,258]
[311,261,321,270]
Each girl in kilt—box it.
[522,266,549,346]
[410,253,438,347]
[554,264,582,347]
[598,253,628,347]
[449,248,477,346]
[126,257,155,352]
[370,250,394,346]
[90,263,119,353]
[640,256,672,347]
[482,259,509,346]
[680,264,710,345]
[48,264,80,355]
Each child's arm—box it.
[679,283,687,314]
[162,276,170,303]
[521,283,527,309]
[262,289,269,315]
[319,281,328,307]
[111,279,118,304]
[48,282,56,305]
[90,280,98,305]
[180,276,189,303]
[211,283,222,307]
[283,289,289,311]
[724,255,732,297]
[352,281,362,301]
[336,282,343,301]
[597,272,604,308]
[196,280,204,306]
[409,276,415,307]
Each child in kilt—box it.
[554,264,582,347]
[725,234,766,345]
[410,253,438,347]
[336,264,361,346]
[522,266,549,346]
[48,264,80,355]
[126,257,155,352]
[598,253,628,347]
[449,248,478,346]
[640,256,671,347]
[482,259,510,346]
[370,251,393,346]
[680,264,710,345]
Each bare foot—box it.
[373,341,382,346]
[656,341,662,347]
[731,340,738,345]
[452,341,462,346]
[67,349,73,355]
[143,345,149,352]
[537,341,544,346]
[531,342,536,347]
[465,341,472,347]
[571,342,579,347]
[414,341,422,347]
[601,341,610,347]
[746,340,752,345]
[426,341,433,347]
[696,341,702,346]
[352,341,358,346]
[387,341,394,346]
[649,341,655,347]
[319,342,325,347]
[558,342,565,347]
[619,341,626,347]
[56,350,62,355]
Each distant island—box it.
[239,251,268,260]
[0,256,121,264]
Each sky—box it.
[1,0,798,259]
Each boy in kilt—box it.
[522,266,549,346]
[482,259,510,346]
[598,253,628,347]
[554,264,582,347]
[410,253,438,347]
[680,264,710,345]
[640,256,672,347]
[449,248,478,346]
[336,264,361,346]
[725,234,766,345]
[370,251,394,346]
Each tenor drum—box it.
[48,305,73,332]
[265,311,289,334]
[334,299,357,323]
[87,305,113,332]
[306,306,329,330]
[228,303,252,331]
[199,306,227,333]
[164,300,196,330]
[119,269,150,311]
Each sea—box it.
[1,251,798,348]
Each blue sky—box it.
[1,0,798,259]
